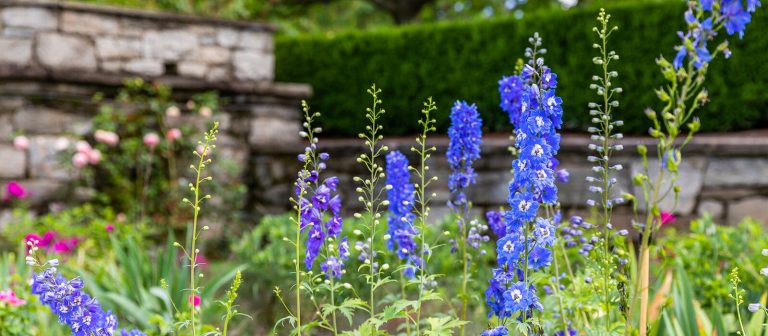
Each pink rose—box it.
[75,140,92,154]
[13,136,29,151]
[94,130,119,146]
[166,128,182,142]
[72,152,89,168]
[143,133,160,150]
[87,149,102,165]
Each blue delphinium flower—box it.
[673,0,760,69]
[486,33,562,322]
[486,210,507,237]
[499,75,525,127]
[554,325,578,336]
[385,150,420,277]
[480,325,509,336]
[31,267,124,335]
[447,101,483,199]
[446,100,488,259]
[296,152,348,279]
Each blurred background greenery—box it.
[71,0,658,35]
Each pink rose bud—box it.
[72,152,89,168]
[166,106,181,118]
[188,295,201,307]
[143,133,160,150]
[116,213,126,222]
[75,140,92,154]
[199,106,212,118]
[13,136,29,151]
[166,128,182,142]
[105,223,114,232]
[94,130,119,146]
[88,149,102,165]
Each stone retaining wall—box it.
[252,132,768,228]
[0,0,274,81]
[0,0,310,213]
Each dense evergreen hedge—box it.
[276,2,768,136]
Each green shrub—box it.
[276,1,768,136]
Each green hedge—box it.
[276,2,768,136]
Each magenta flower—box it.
[660,211,676,226]
[195,254,209,270]
[188,295,201,307]
[105,223,115,232]
[6,181,26,199]
[52,238,79,254]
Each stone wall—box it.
[0,1,309,212]
[252,131,768,228]
[0,0,274,81]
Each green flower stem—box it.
[185,122,218,335]
[355,85,388,320]
[413,98,437,335]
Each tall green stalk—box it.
[412,98,438,334]
[354,85,389,319]
[180,121,219,335]
[587,9,625,329]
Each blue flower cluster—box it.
[297,152,348,279]
[674,0,760,69]
[486,210,507,238]
[385,150,420,278]
[31,267,146,336]
[446,101,483,201]
[485,34,563,321]
[480,325,509,336]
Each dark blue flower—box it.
[31,267,122,335]
[486,210,507,237]
[481,326,509,336]
[385,150,420,277]
[447,101,483,195]
[721,0,753,38]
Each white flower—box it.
[762,248,768,256]
[748,303,762,313]
[760,267,768,277]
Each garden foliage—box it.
[1,0,768,335]
[277,1,768,137]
